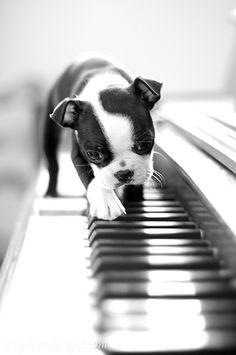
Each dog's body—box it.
[43,54,162,220]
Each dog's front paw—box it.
[87,179,126,220]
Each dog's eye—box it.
[86,150,104,162]
[134,141,153,154]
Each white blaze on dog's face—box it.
[78,74,155,190]
[91,113,154,190]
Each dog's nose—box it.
[114,169,134,183]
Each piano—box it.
[0,98,236,354]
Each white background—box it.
[0,0,236,95]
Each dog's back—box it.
[50,54,131,106]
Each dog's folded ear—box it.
[132,77,163,110]
[50,97,82,129]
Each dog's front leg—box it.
[71,133,125,220]
[87,178,126,220]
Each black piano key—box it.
[89,228,202,244]
[97,280,235,299]
[88,220,197,236]
[87,211,191,228]
[118,212,190,221]
[91,238,211,248]
[92,255,221,274]
[97,269,232,283]
[91,246,216,262]
[124,206,185,213]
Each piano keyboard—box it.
[87,180,236,353]
[0,149,236,354]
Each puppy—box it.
[43,54,162,220]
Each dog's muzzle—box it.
[114,169,134,184]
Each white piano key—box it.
[100,298,236,315]
[102,329,236,352]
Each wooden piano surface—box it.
[0,103,236,354]
[0,155,104,354]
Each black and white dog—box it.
[43,54,162,220]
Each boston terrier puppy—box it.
[43,54,162,220]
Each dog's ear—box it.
[50,97,82,129]
[132,77,162,109]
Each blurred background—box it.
[0,0,236,265]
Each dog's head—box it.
[50,76,162,190]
